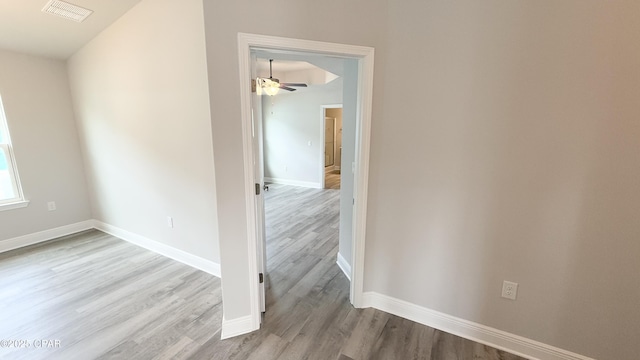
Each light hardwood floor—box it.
[0,184,526,360]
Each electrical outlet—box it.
[167,216,174,228]
[502,281,518,300]
[47,201,56,211]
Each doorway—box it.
[323,106,342,190]
[258,57,345,314]
[237,33,374,332]
[257,55,346,317]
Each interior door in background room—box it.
[325,116,335,167]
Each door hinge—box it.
[259,273,264,284]
[255,183,260,195]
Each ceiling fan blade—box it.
[280,83,307,87]
[279,85,296,92]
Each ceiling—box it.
[0,0,142,59]
[0,0,349,76]
[255,50,345,83]
[255,57,342,93]
[256,59,317,74]
[254,50,345,77]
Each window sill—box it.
[0,200,30,212]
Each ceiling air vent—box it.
[42,0,93,23]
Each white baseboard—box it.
[220,315,257,340]
[93,220,221,278]
[0,220,94,254]
[264,177,321,189]
[336,252,351,281]
[361,292,594,360]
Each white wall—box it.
[0,49,91,241]
[262,80,342,187]
[67,0,220,263]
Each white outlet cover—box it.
[502,281,518,300]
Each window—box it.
[0,95,26,208]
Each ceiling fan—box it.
[256,59,307,96]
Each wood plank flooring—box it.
[0,230,223,360]
[0,184,527,359]
[324,167,341,190]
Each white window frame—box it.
[0,95,28,210]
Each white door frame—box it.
[321,104,342,188]
[237,33,374,330]
[250,52,267,314]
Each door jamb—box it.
[237,32,374,330]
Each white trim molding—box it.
[361,292,595,360]
[349,46,374,308]
[237,33,263,337]
[238,32,374,333]
[93,220,221,278]
[220,315,255,340]
[264,177,321,189]
[0,220,93,254]
[336,252,351,281]
[0,200,30,212]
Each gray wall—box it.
[202,0,388,321]
[67,0,220,263]
[204,1,640,359]
[0,49,91,241]
[262,80,342,187]
[3,0,638,357]
[364,1,640,359]
[5,0,637,358]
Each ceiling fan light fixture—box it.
[259,78,280,96]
